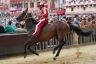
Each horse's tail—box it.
[72,25,92,36]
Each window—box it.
[83,7,86,11]
[17,3,22,8]
[11,4,17,8]
[81,5,84,8]
[50,0,55,8]
[30,2,34,8]
[71,7,74,11]
[89,4,92,7]
[24,3,28,8]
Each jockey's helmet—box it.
[40,2,44,6]
[39,2,44,10]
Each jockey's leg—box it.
[33,18,48,37]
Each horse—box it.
[16,9,92,60]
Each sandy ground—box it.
[1,44,96,64]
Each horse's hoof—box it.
[24,54,27,58]
[53,57,57,60]
[36,53,39,56]
[34,52,39,56]
[24,52,27,58]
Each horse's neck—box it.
[25,19,36,31]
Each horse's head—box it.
[16,8,38,31]
[24,12,38,24]
[23,12,38,31]
[16,8,28,22]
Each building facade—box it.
[64,0,96,15]
[9,0,96,16]
[0,0,10,11]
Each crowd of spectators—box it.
[0,20,27,33]
[50,14,96,29]
[0,14,96,34]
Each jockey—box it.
[32,2,48,39]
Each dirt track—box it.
[1,44,96,64]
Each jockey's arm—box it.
[42,7,48,18]
[36,7,48,22]
[36,15,42,21]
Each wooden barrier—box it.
[0,29,96,56]
[0,33,28,55]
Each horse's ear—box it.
[23,8,28,13]
[16,8,28,22]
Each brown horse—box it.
[16,10,92,60]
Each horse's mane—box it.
[25,13,38,31]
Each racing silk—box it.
[41,7,48,19]
[36,7,48,21]
[33,7,48,37]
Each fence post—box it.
[72,33,79,46]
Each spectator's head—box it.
[88,16,92,22]
[75,14,79,18]
[15,23,20,28]
[91,15,95,20]
[75,14,79,20]
[8,21,12,25]
[83,18,86,21]
[69,17,74,22]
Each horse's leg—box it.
[27,44,39,56]
[24,40,30,58]
[53,36,59,54]
[53,40,66,54]
[53,44,59,54]
[53,40,65,60]
[24,36,39,58]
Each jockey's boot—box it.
[31,34,39,42]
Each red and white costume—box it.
[33,3,48,37]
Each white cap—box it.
[40,2,44,5]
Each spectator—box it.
[68,17,74,23]
[80,18,87,29]
[73,14,80,28]
[0,24,5,33]
[5,21,16,33]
